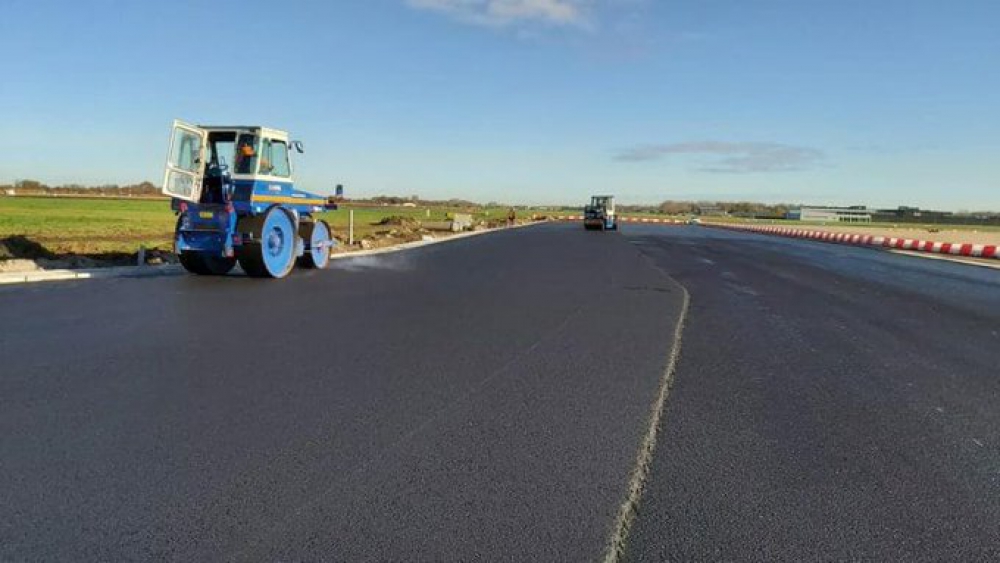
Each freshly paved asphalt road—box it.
[0,224,686,561]
[623,226,1000,562]
[4,223,1000,562]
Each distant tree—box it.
[658,200,696,214]
[15,179,47,193]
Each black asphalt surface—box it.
[5,223,1000,562]
[0,224,686,562]
[623,226,1000,562]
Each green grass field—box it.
[0,197,176,255]
[0,196,555,257]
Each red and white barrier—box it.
[708,223,1000,260]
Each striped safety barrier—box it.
[706,223,1000,260]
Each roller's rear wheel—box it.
[179,251,237,276]
[236,207,298,278]
[298,220,333,269]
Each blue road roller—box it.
[162,120,337,278]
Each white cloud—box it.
[406,0,590,28]
[616,141,826,173]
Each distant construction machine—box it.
[583,195,618,231]
[162,120,338,278]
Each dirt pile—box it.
[358,229,427,250]
[325,215,432,251]
[375,215,422,228]
[0,236,56,261]
[0,235,178,273]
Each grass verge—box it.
[0,196,556,261]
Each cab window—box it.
[260,139,291,177]
[207,131,236,169]
[169,128,202,173]
[234,134,259,175]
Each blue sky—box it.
[1,0,997,209]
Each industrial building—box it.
[872,206,953,223]
[786,207,872,223]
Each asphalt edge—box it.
[603,267,690,563]
[705,222,1000,260]
[702,222,1000,270]
[0,222,545,286]
[329,220,542,262]
[884,248,1000,271]
[0,264,184,286]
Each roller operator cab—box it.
[583,195,618,231]
[162,120,338,278]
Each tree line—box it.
[618,201,795,217]
[2,180,162,197]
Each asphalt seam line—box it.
[603,280,690,563]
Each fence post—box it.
[349,209,354,246]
